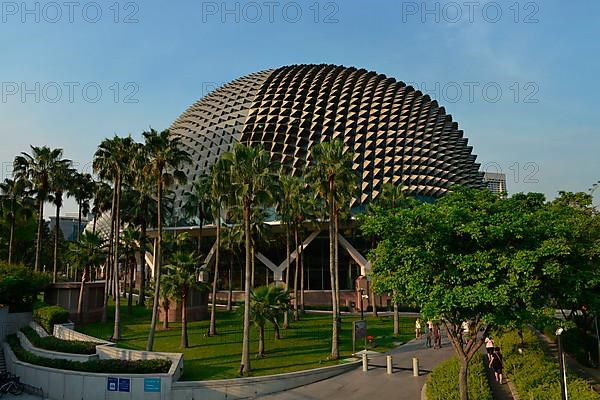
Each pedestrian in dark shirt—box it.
[488,347,504,384]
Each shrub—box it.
[7,335,171,374]
[497,330,600,400]
[33,305,69,333]
[427,356,493,400]
[0,263,50,312]
[21,327,97,355]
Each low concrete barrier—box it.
[4,342,176,400]
[171,360,361,400]
[53,324,114,345]
[16,331,98,362]
[29,321,49,337]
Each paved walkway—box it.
[260,335,454,400]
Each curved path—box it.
[259,334,453,400]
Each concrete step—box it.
[0,346,6,373]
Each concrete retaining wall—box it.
[4,342,175,400]
[29,321,49,337]
[6,311,32,335]
[53,324,113,345]
[0,306,7,342]
[16,331,98,362]
[171,361,361,400]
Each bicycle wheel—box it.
[8,382,24,396]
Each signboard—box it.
[107,377,118,392]
[353,320,367,354]
[118,378,130,393]
[144,378,161,393]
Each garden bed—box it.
[21,326,97,354]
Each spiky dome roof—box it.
[170,64,484,208]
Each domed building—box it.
[160,64,484,309]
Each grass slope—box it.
[79,304,415,380]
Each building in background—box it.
[483,172,507,197]
[49,212,89,241]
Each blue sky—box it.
[1,0,598,213]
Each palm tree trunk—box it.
[293,224,300,321]
[102,185,118,324]
[227,257,233,311]
[123,255,128,299]
[128,255,134,313]
[163,300,169,329]
[300,247,305,314]
[329,178,339,360]
[209,210,220,336]
[241,201,252,374]
[283,224,291,329]
[181,288,188,348]
[34,198,44,272]
[258,325,265,357]
[251,245,255,289]
[112,178,122,341]
[370,285,378,318]
[53,198,61,283]
[147,178,163,351]
[138,219,147,306]
[8,211,15,265]
[273,319,280,339]
[77,200,82,242]
[92,212,98,235]
[77,266,88,324]
[334,207,340,318]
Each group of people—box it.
[415,318,442,349]
[485,337,504,384]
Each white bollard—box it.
[386,355,393,374]
[362,353,368,372]
[412,357,419,376]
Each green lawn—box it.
[78,304,415,380]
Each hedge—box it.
[21,327,97,355]
[426,356,493,400]
[7,335,171,374]
[33,305,69,334]
[497,329,600,400]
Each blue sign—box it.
[118,378,131,392]
[107,377,118,392]
[144,378,161,393]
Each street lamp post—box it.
[556,328,568,400]
[359,288,365,320]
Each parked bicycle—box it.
[0,372,24,397]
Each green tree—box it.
[222,143,276,374]
[0,177,33,264]
[93,135,138,340]
[14,146,71,271]
[306,139,357,360]
[162,251,204,348]
[361,187,555,400]
[142,128,191,351]
[277,175,295,328]
[121,226,140,312]
[249,285,291,357]
[66,232,106,323]
[184,174,212,261]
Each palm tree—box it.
[222,224,243,311]
[66,232,106,323]
[121,226,140,313]
[207,158,233,335]
[49,162,75,282]
[91,181,112,236]
[93,135,138,340]
[13,146,71,271]
[142,128,191,351]
[277,175,295,328]
[306,139,356,360]
[183,175,212,263]
[0,177,32,264]
[222,143,276,375]
[71,172,95,242]
[163,251,203,348]
[250,285,291,357]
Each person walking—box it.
[424,320,432,348]
[415,318,422,339]
[433,324,442,349]
[485,336,495,363]
[489,347,504,384]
